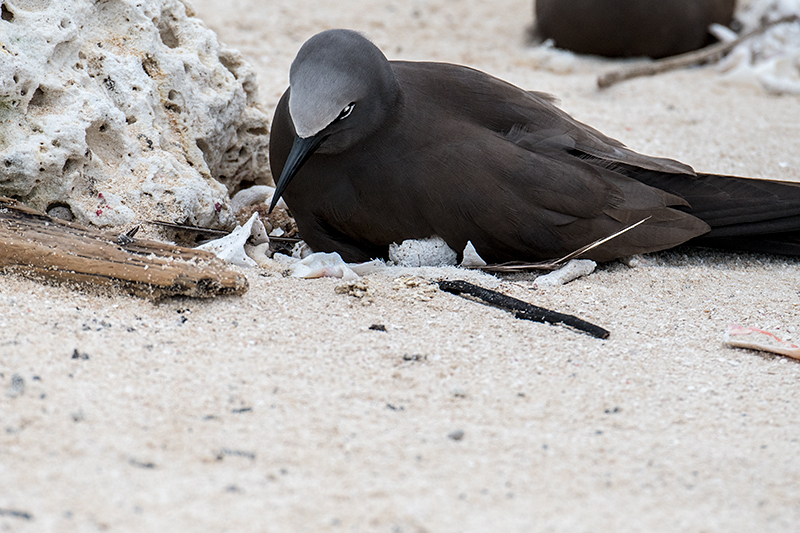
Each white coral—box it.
[717,0,800,94]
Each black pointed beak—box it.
[269,133,326,213]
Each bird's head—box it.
[270,29,400,212]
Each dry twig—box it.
[437,280,610,338]
[477,216,650,272]
[0,196,248,298]
[597,15,799,89]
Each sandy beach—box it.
[2,0,800,531]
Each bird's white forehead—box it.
[288,66,355,139]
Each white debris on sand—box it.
[716,0,800,94]
[533,259,597,288]
[724,324,800,359]
[196,212,268,267]
[230,186,286,215]
[460,241,488,268]
[389,236,459,267]
[285,252,384,280]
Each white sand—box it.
[2,1,800,531]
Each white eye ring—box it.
[337,103,355,120]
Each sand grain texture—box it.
[2,1,800,531]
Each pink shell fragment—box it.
[723,324,800,359]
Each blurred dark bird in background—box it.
[533,0,737,58]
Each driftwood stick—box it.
[0,196,247,298]
[597,15,799,89]
[437,280,609,339]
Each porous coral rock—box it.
[388,236,458,267]
[0,0,270,232]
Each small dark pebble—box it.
[402,354,425,362]
[604,406,621,414]
[128,458,156,469]
[71,349,89,360]
[448,429,465,441]
[10,374,25,395]
[386,403,404,411]
[216,448,256,461]
[231,407,252,414]
[369,324,386,331]
[0,508,34,521]
[47,205,74,221]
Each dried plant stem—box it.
[0,196,248,298]
[597,15,799,89]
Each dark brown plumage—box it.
[269,29,800,264]
[533,0,737,58]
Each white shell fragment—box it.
[534,259,597,288]
[291,241,314,260]
[723,324,800,359]
[287,252,385,280]
[717,0,800,94]
[0,0,270,231]
[460,241,487,268]
[230,186,288,215]
[389,236,458,267]
[288,252,360,280]
[196,212,267,268]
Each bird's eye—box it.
[337,103,355,121]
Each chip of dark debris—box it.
[9,374,25,396]
[448,429,465,441]
[386,403,404,411]
[216,448,256,461]
[402,354,426,362]
[129,458,156,469]
[231,407,252,414]
[0,508,34,521]
[71,349,90,360]
[604,406,622,414]
[369,324,386,331]
[334,281,371,299]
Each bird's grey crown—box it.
[288,29,398,139]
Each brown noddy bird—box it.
[269,29,800,264]
[533,0,737,58]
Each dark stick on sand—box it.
[437,280,610,339]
